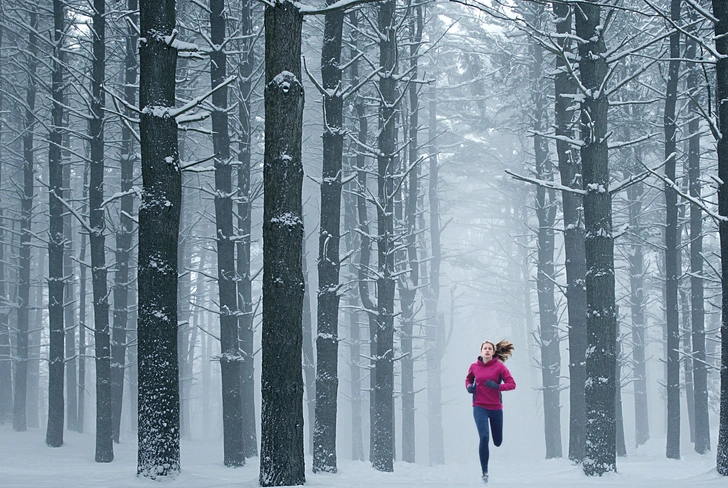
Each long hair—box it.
[482,339,515,362]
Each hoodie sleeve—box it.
[465,366,475,390]
[498,364,516,391]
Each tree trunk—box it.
[372,0,397,473]
[626,160,649,447]
[77,165,89,434]
[577,0,617,476]
[111,0,138,445]
[424,82,445,467]
[302,226,316,454]
[13,4,38,434]
[209,0,244,467]
[137,0,181,478]
[713,0,728,475]
[312,0,345,472]
[46,0,66,448]
[63,102,77,432]
[530,3,561,459]
[237,0,258,458]
[260,2,305,485]
[686,17,710,454]
[553,0,587,463]
[664,0,681,461]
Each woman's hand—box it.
[467,380,476,394]
[485,379,499,390]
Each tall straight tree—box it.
[577,0,617,476]
[663,0,681,460]
[553,0,587,463]
[111,0,138,445]
[312,0,345,473]
[237,0,258,458]
[713,0,728,476]
[529,2,561,459]
[77,165,90,433]
[399,4,423,464]
[372,0,397,473]
[137,0,181,478]
[46,0,66,449]
[14,4,39,434]
[89,0,113,462]
[259,0,305,485]
[686,11,709,455]
[209,0,244,467]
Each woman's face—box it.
[481,342,494,360]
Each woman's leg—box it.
[489,409,504,447]
[473,406,491,473]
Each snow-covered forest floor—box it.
[1,425,725,487]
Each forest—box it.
[1,0,728,486]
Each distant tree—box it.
[236,0,258,458]
[137,0,181,478]
[259,0,305,484]
[0,0,10,426]
[13,3,39,434]
[577,0,617,476]
[46,0,66,449]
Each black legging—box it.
[473,406,503,474]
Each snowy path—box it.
[0,426,724,487]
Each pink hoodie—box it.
[465,357,516,410]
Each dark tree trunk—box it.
[209,0,244,467]
[46,0,66,448]
[14,5,38,433]
[260,2,305,485]
[615,327,626,457]
[312,0,345,473]
[237,0,258,458]
[137,0,181,478]
[626,160,649,447]
[89,0,113,462]
[686,17,710,454]
[553,0,587,463]
[372,0,397,473]
[530,3,561,459]
[577,0,617,476]
[77,166,89,433]
[664,0,681,461]
[424,83,445,467]
[111,0,138,445]
[713,0,728,475]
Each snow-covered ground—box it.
[0,425,725,487]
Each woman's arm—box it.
[499,364,516,391]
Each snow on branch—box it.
[639,161,728,223]
[505,169,586,196]
[296,0,383,16]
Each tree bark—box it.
[260,2,305,485]
[663,0,681,460]
[0,0,9,427]
[111,0,138,445]
[372,0,397,473]
[712,0,728,475]
[577,0,617,476]
[553,0,587,463]
[312,0,345,472]
[137,0,181,478]
[46,0,66,448]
